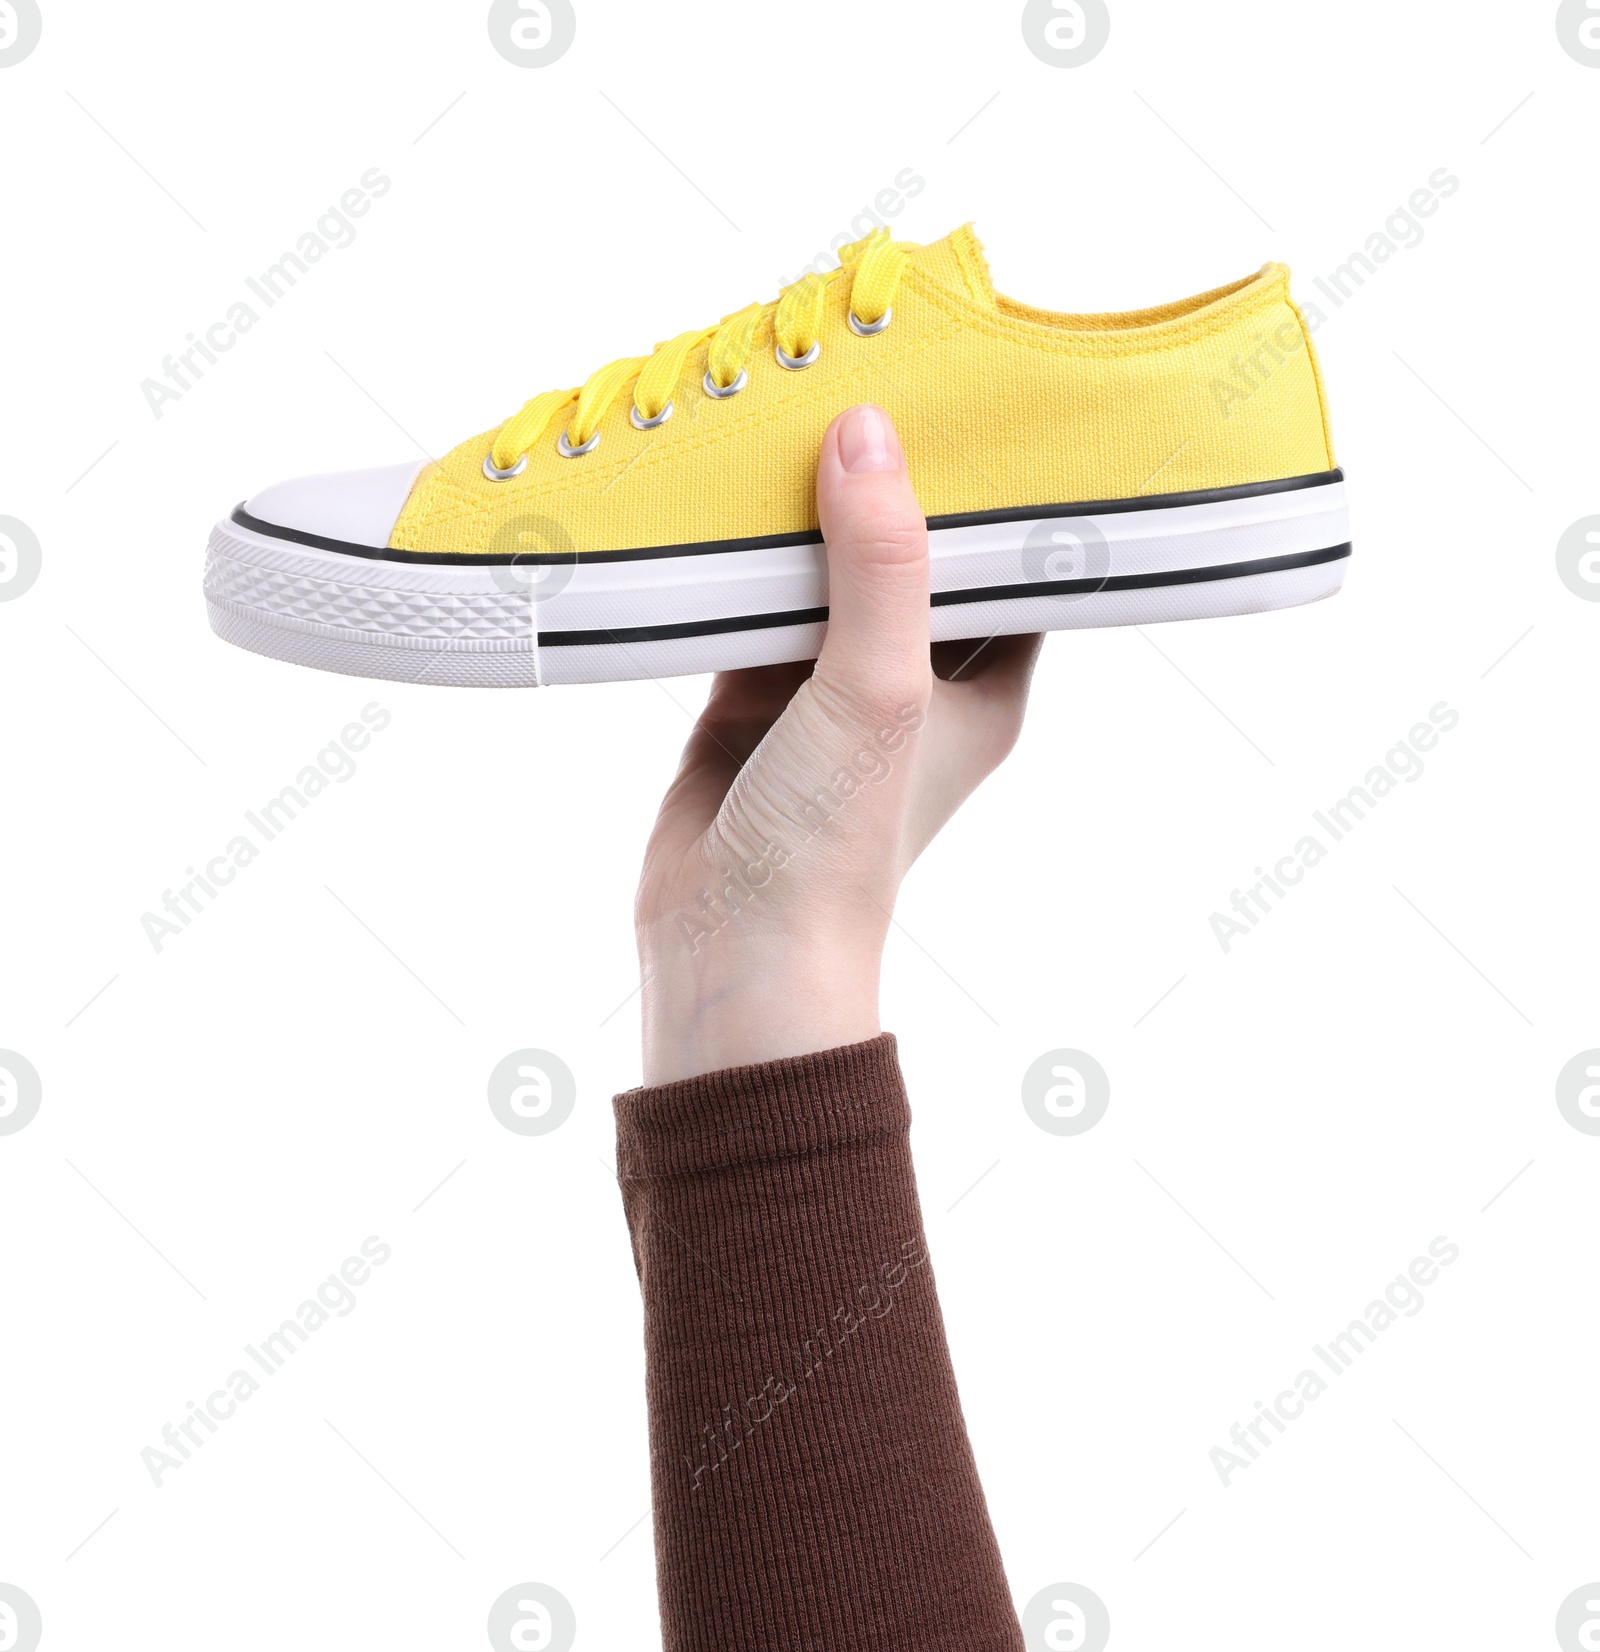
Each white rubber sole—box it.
[204,473,1350,689]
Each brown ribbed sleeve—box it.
[614,1034,1024,1652]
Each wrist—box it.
[638,925,882,1086]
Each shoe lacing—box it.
[486,228,911,472]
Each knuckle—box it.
[810,666,931,743]
[986,706,1027,767]
[840,499,927,570]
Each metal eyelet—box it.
[630,400,674,431]
[775,340,821,370]
[702,368,748,400]
[557,429,601,458]
[483,452,528,481]
[848,307,893,337]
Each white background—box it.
[2,2,1597,1648]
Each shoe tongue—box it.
[907,224,997,308]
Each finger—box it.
[928,633,1044,786]
[969,631,1044,703]
[934,631,1044,689]
[814,405,931,705]
[653,662,813,843]
[696,661,815,769]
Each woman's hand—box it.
[635,404,1042,1085]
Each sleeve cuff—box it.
[614,1033,909,1180]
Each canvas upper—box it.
[366,225,1336,560]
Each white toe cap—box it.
[244,459,430,550]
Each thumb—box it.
[815,405,931,705]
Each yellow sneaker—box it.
[205,225,1348,688]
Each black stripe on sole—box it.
[230,468,1346,567]
[535,542,1353,648]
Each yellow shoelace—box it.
[486,228,911,475]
